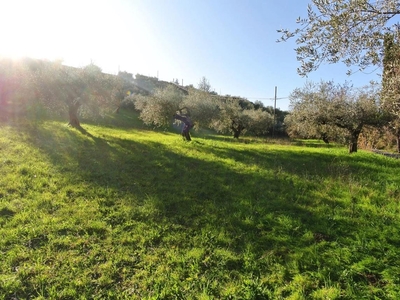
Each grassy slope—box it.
[1,116,400,299]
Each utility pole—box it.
[272,86,277,137]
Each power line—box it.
[208,94,289,101]
[246,96,288,101]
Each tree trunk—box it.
[321,133,329,144]
[349,141,357,153]
[68,98,81,128]
[348,131,360,154]
[231,121,244,139]
[397,134,400,153]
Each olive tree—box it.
[211,97,273,138]
[286,81,346,143]
[243,108,274,137]
[134,85,273,140]
[211,97,250,138]
[32,60,118,128]
[182,89,220,129]
[326,84,382,153]
[288,81,382,153]
[134,85,220,141]
[135,85,184,128]
[285,110,345,144]
[278,0,400,76]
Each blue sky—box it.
[0,0,380,111]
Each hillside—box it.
[1,117,400,299]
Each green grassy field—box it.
[1,116,400,299]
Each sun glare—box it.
[1,1,172,78]
[0,1,127,70]
[1,1,62,60]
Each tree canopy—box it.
[135,85,185,128]
[287,80,382,152]
[31,61,119,127]
[278,0,400,76]
[134,84,275,140]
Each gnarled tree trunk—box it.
[321,132,329,144]
[68,98,82,128]
[348,130,361,153]
[231,120,245,139]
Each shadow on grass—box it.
[13,122,400,297]
[190,138,397,181]
[20,123,375,250]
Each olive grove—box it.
[30,59,119,128]
[286,81,382,153]
[134,83,275,141]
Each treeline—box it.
[2,56,399,153]
[284,80,400,154]
[0,57,286,140]
[285,34,400,154]
[120,74,287,140]
[0,57,121,127]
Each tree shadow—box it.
[16,122,400,294]
[187,138,398,181]
[21,125,365,242]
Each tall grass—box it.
[1,117,400,299]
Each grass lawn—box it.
[1,117,400,299]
